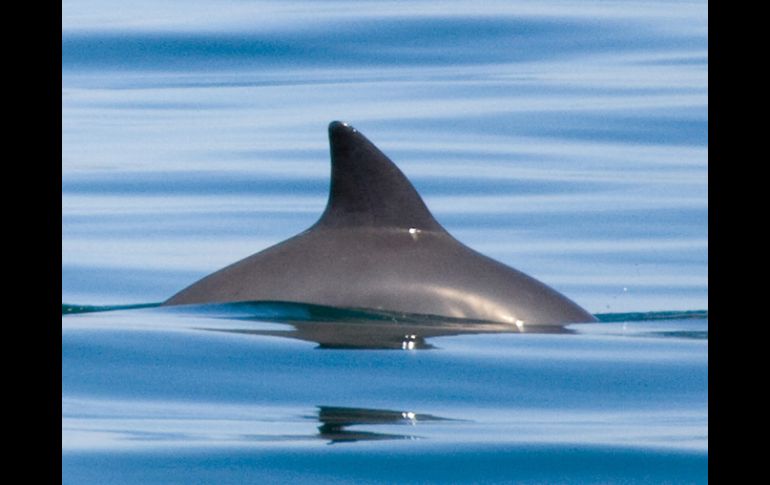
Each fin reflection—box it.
[194,301,573,349]
[202,317,571,350]
[315,406,452,444]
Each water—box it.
[62,0,708,482]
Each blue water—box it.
[62,0,708,483]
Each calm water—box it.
[62,0,708,483]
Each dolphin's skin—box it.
[165,121,597,326]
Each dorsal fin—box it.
[312,121,445,231]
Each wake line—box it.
[594,310,707,322]
[62,302,162,315]
[62,301,707,322]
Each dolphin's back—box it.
[164,122,597,325]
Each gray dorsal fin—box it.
[313,121,445,231]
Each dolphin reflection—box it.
[194,301,573,349]
[90,404,455,446]
[315,406,453,444]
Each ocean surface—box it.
[62,1,708,483]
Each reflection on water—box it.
[316,406,451,444]
[62,303,707,482]
[187,300,572,349]
[62,300,711,348]
[64,401,453,447]
[204,321,570,350]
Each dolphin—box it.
[164,121,597,326]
